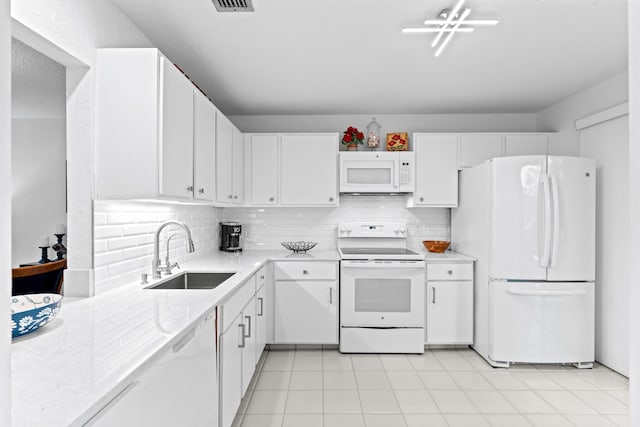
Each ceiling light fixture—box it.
[402,0,499,57]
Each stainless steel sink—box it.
[145,272,236,290]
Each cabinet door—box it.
[216,113,234,203]
[193,90,216,201]
[504,134,548,156]
[250,135,279,205]
[255,284,267,362]
[232,126,244,204]
[426,281,473,344]
[414,134,458,206]
[159,57,194,199]
[458,134,503,168]
[220,314,244,427]
[241,298,257,394]
[275,280,338,344]
[280,134,338,205]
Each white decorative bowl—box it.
[11,293,62,338]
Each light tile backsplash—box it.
[93,197,450,294]
[222,195,450,251]
[93,201,222,294]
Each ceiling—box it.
[11,38,66,119]
[109,0,628,116]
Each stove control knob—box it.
[346,226,352,233]
[400,227,406,234]
[339,226,346,233]
[394,227,400,233]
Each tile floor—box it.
[233,348,629,427]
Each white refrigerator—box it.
[452,155,595,368]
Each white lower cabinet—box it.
[274,262,338,344]
[220,312,244,427]
[241,297,257,394]
[219,271,268,427]
[255,280,268,361]
[85,311,217,427]
[426,262,474,345]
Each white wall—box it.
[536,72,629,156]
[11,0,152,296]
[93,202,222,295]
[223,196,450,251]
[11,119,66,266]
[628,1,640,425]
[0,0,10,424]
[11,39,67,267]
[230,113,538,143]
[580,115,629,376]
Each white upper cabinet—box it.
[458,134,504,169]
[232,126,244,204]
[280,134,338,206]
[504,134,548,156]
[458,133,551,168]
[216,114,243,205]
[158,57,195,199]
[95,48,220,202]
[245,133,338,207]
[193,89,216,201]
[413,133,458,207]
[249,135,279,205]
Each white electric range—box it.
[338,222,426,354]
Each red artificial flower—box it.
[357,132,364,140]
[347,126,354,133]
[343,133,353,143]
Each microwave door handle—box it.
[393,163,398,189]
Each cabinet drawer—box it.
[256,266,267,290]
[274,262,337,281]
[221,276,256,333]
[427,263,473,281]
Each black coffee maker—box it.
[219,222,242,252]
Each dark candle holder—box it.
[52,233,67,261]
[38,246,51,264]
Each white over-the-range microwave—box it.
[339,152,415,193]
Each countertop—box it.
[11,249,339,427]
[420,249,476,262]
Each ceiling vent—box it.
[212,0,254,12]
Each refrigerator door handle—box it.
[541,174,552,267]
[507,288,588,297]
[550,175,560,267]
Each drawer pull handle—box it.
[238,324,246,348]
[260,275,265,280]
[329,287,334,304]
[258,297,264,316]
[303,270,309,275]
[244,315,252,338]
[447,270,453,275]
[432,286,436,304]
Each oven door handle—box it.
[341,261,425,269]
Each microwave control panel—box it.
[398,152,415,192]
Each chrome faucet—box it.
[164,233,185,275]
[152,220,196,279]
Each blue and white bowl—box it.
[11,293,62,338]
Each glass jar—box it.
[366,117,381,151]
